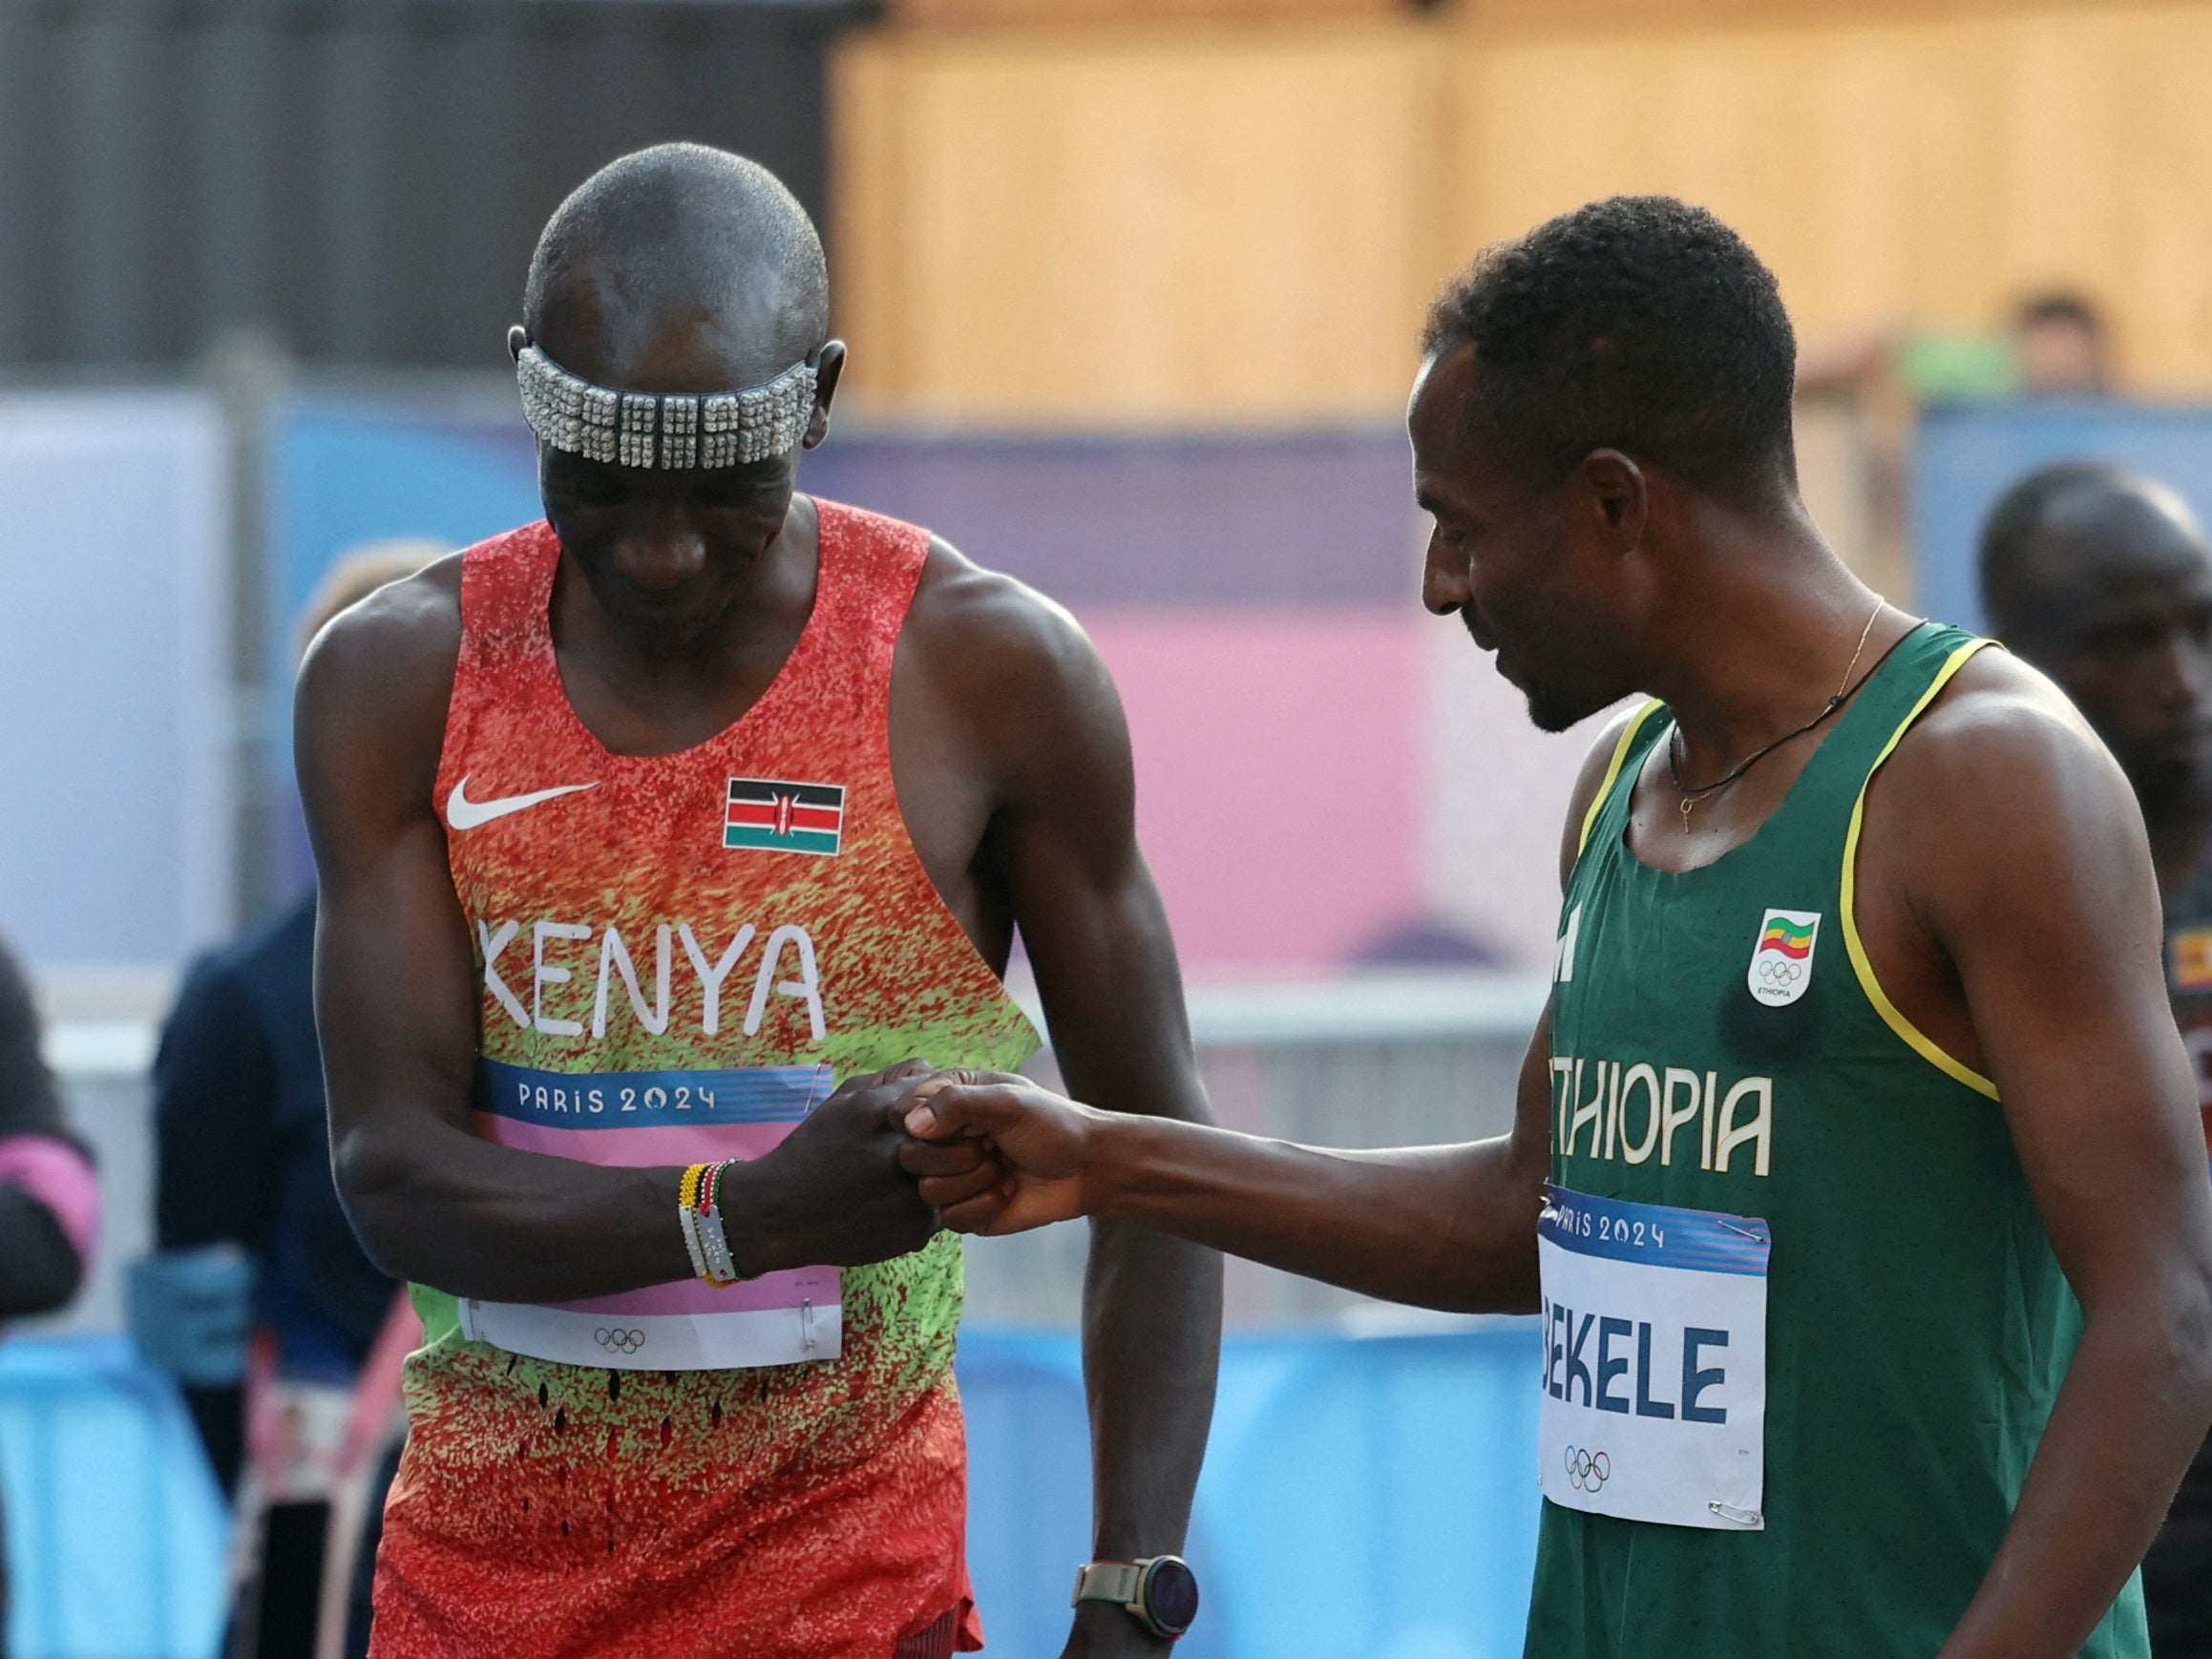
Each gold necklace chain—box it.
[1668,597,1887,833]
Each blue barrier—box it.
[1911,399,2212,636]
[0,1335,227,1659]
[0,1324,1541,1659]
[956,1325,1542,1659]
[1198,1329,1541,1659]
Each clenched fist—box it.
[895,1069,1101,1235]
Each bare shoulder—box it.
[1880,646,2132,827]
[1558,700,1660,887]
[1872,645,2152,928]
[294,554,468,816]
[902,536,1126,756]
[300,552,465,693]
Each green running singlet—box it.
[1531,620,2148,1658]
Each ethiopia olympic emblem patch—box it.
[725,778,846,856]
[1747,909,1820,1007]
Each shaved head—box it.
[518,145,849,627]
[522,143,829,393]
[1980,462,2210,660]
[1980,460,2212,808]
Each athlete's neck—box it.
[1639,513,1898,779]
[549,494,821,757]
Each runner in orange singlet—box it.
[295,145,1220,1659]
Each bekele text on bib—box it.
[1537,1183,1770,1530]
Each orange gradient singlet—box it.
[369,503,1040,1659]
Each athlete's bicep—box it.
[311,808,481,1139]
[1910,693,2207,1289]
[1892,679,2212,1655]
[987,616,1207,1124]
[295,591,479,1188]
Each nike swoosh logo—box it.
[445,776,599,831]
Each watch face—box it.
[1143,1558,1200,1635]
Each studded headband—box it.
[515,343,818,469]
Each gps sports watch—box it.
[1071,1555,1200,1640]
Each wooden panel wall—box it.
[1454,4,2212,394]
[889,0,1401,22]
[834,21,1450,422]
[832,2,2212,421]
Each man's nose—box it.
[1422,536,1470,617]
[613,514,708,588]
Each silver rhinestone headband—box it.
[515,345,817,469]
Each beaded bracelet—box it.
[677,1159,752,1287]
[704,1157,746,1282]
[677,1203,708,1281]
[676,1164,709,1278]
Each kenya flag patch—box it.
[725,778,846,856]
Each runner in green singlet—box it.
[895,197,2212,1658]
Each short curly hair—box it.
[1422,197,1797,494]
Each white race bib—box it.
[1537,1183,1770,1531]
[459,1060,843,1371]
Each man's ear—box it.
[804,342,848,451]
[1580,449,1650,554]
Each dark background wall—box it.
[0,0,873,369]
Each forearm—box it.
[1086,1113,1541,1314]
[1070,1217,1220,1655]
[1084,1216,1221,1559]
[337,1118,691,1301]
[1939,1283,2212,1658]
[337,1063,940,1299]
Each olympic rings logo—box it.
[1756,957,1805,988]
[1564,1446,1612,1493]
[594,1328,645,1354]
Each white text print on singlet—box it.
[445,777,600,831]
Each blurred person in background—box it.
[2013,292,2112,399]
[140,542,441,1659]
[1801,288,2114,408]
[1794,289,2114,615]
[0,936,99,1657]
[1981,462,2212,1658]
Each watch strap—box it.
[1071,1561,1146,1608]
